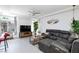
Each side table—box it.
[31,36,39,45]
[30,35,43,45]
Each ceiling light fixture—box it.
[72,5,76,23]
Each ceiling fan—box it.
[28,9,40,16]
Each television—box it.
[20,25,31,32]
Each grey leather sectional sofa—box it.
[38,29,79,53]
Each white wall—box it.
[18,16,32,25]
[40,8,79,33]
[16,15,32,38]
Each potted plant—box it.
[72,20,79,33]
[33,21,38,36]
[72,20,79,38]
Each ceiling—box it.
[0,5,72,16]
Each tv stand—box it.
[20,32,32,38]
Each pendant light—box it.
[72,5,76,24]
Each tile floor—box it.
[0,37,42,53]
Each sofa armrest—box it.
[71,39,79,53]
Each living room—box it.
[0,5,79,53]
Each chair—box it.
[0,32,10,52]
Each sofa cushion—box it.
[51,41,69,53]
[68,33,79,43]
[50,32,59,36]
[47,29,71,37]
[59,33,70,39]
[39,38,53,47]
[57,38,72,50]
[68,37,75,43]
[38,39,53,53]
[49,36,57,40]
[49,32,70,40]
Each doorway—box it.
[0,16,17,39]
